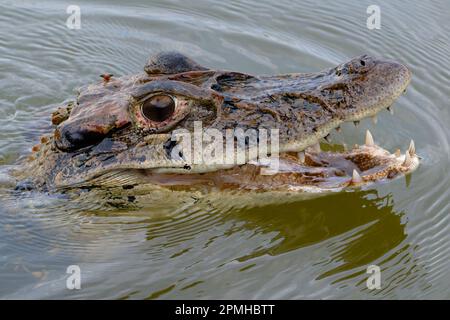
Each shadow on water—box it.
[222,190,407,281]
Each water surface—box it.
[0,0,449,299]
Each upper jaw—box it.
[341,60,412,123]
[283,59,412,153]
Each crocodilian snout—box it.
[341,57,411,122]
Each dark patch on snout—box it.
[164,139,178,158]
[91,138,128,156]
[54,114,126,152]
[55,125,107,151]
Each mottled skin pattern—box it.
[15,52,418,196]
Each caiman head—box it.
[17,52,418,193]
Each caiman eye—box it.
[141,94,175,122]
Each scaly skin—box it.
[15,52,418,196]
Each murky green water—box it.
[0,0,449,299]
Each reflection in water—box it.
[127,189,427,298]
[219,191,409,281]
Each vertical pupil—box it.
[142,95,175,122]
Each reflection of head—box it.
[232,190,405,281]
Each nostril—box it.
[360,60,366,66]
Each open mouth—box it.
[87,128,419,193]
[86,82,418,192]
[53,82,420,192]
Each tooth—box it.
[353,121,360,127]
[387,106,394,115]
[352,169,363,184]
[372,115,378,124]
[365,130,374,146]
[403,151,412,166]
[408,140,415,155]
[395,149,401,157]
[335,126,341,133]
[298,151,305,163]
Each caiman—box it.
[13,52,419,207]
